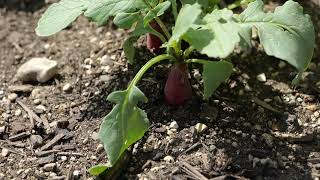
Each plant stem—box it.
[155,18,171,40]
[170,0,178,21]
[141,0,172,40]
[128,54,176,88]
[183,46,195,59]
[149,26,167,43]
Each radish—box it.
[164,63,192,106]
[147,21,163,54]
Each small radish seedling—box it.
[36,0,315,176]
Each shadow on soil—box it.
[81,0,320,179]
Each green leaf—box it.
[180,0,208,7]
[99,86,149,165]
[114,12,141,29]
[183,9,241,58]
[144,1,171,26]
[84,0,143,25]
[88,164,111,176]
[36,0,89,36]
[123,36,139,64]
[239,0,315,71]
[196,60,233,99]
[167,3,202,47]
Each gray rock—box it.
[30,135,43,148]
[15,58,58,83]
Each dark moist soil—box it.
[1,0,320,180]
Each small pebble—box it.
[61,156,67,162]
[30,135,44,148]
[169,121,179,129]
[8,93,18,101]
[0,126,5,134]
[34,105,46,114]
[43,163,56,172]
[14,109,22,116]
[163,155,174,163]
[100,55,112,66]
[195,123,208,134]
[33,99,41,105]
[62,83,72,92]
[73,170,81,178]
[1,148,9,157]
[96,144,104,153]
[256,73,267,82]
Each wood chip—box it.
[273,132,314,143]
[179,161,208,180]
[53,144,76,151]
[17,100,43,126]
[37,154,55,165]
[35,150,61,157]
[9,131,31,141]
[40,133,65,151]
[252,97,280,113]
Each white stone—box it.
[44,163,56,172]
[195,123,208,134]
[96,144,104,153]
[62,83,72,92]
[33,99,41,105]
[61,156,67,162]
[0,126,5,134]
[169,121,179,129]
[34,105,46,114]
[14,109,22,116]
[163,156,174,163]
[8,93,18,101]
[1,148,9,157]
[73,170,81,177]
[256,73,267,82]
[15,58,58,83]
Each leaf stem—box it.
[183,46,195,59]
[141,0,172,40]
[128,54,176,88]
[149,26,167,43]
[155,18,172,40]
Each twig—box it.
[179,161,208,180]
[40,133,65,151]
[251,97,281,113]
[17,100,43,124]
